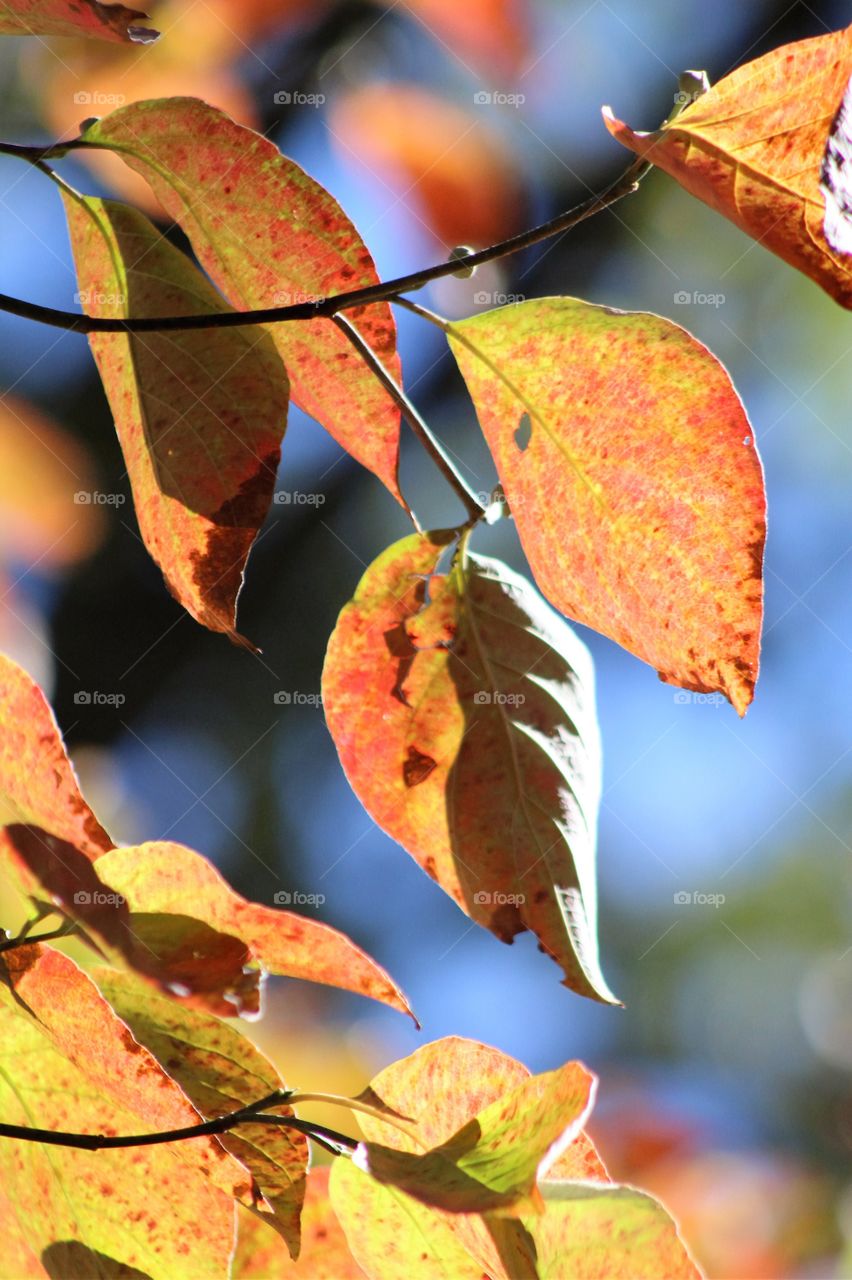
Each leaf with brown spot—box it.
[78,98,404,505]
[448,299,766,714]
[0,944,241,1279]
[0,654,415,1023]
[329,1038,697,1280]
[603,23,852,307]
[0,0,157,41]
[63,193,289,646]
[322,531,617,1003]
[233,1169,364,1279]
[95,969,307,1257]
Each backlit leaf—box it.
[233,1168,364,1279]
[0,0,157,41]
[448,299,766,714]
[79,98,404,504]
[63,193,289,646]
[94,969,307,1255]
[322,530,616,1002]
[0,654,414,1022]
[604,23,852,307]
[0,944,241,1279]
[330,1038,697,1280]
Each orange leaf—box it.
[0,0,157,41]
[0,944,243,1278]
[0,654,414,1022]
[603,23,852,307]
[63,194,289,645]
[448,299,766,714]
[79,98,405,505]
[330,82,524,247]
[322,531,617,1003]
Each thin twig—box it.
[332,313,484,520]
[0,156,650,335]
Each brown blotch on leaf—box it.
[403,746,437,787]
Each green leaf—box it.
[0,945,240,1279]
[448,298,766,715]
[94,969,307,1257]
[63,193,289,646]
[78,98,405,505]
[322,530,616,1003]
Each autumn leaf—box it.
[78,98,404,504]
[95,968,307,1256]
[0,654,414,1022]
[233,1168,365,1279]
[63,193,289,646]
[0,0,157,41]
[0,944,242,1279]
[448,298,766,715]
[329,1038,698,1280]
[330,82,524,247]
[604,23,852,308]
[354,1059,595,1214]
[323,530,617,1002]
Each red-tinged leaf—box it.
[0,944,241,1279]
[79,98,404,504]
[448,299,766,715]
[330,1038,685,1280]
[0,0,157,41]
[95,969,307,1257]
[530,1181,701,1279]
[322,531,617,1003]
[603,23,852,307]
[233,1168,365,1279]
[92,840,416,1020]
[0,655,414,1023]
[63,193,289,645]
[354,1059,595,1214]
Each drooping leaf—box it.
[603,23,852,307]
[0,944,241,1279]
[0,654,414,1022]
[322,530,616,1002]
[63,193,289,645]
[329,1038,698,1280]
[95,968,307,1256]
[448,299,766,714]
[78,98,404,504]
[233,1169,365,1279]
[0,0,157,41]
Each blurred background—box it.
[0,0,850,1274]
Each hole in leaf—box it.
[514,412,532,452]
